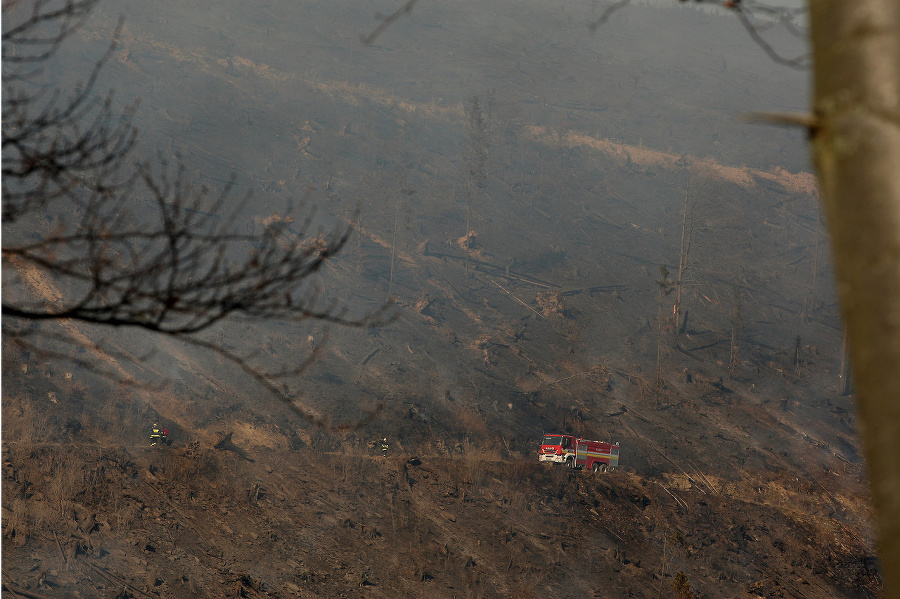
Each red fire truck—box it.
[539,433,620,472]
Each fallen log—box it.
[560,284,628,297]
[421,243,558,289]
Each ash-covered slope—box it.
[2,0,881,596]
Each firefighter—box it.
[161,428,169,446]
[381,438,389,457]
[150,423,162,446]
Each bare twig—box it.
[733,7,810,69]
[361,0,419,46]
[741,111,818,131]
[589,0,631,32]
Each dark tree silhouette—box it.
[591,0,810,70]
[2,0,387,407]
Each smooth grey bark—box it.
[809,0,900,594]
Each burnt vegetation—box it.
[2,0,882,597]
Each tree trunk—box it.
[809,0,900,594]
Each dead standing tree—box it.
[672,160,717,345]
[2,0,386,410]
[655,264,675,393]
[463,94,488,277]
[728,284,744,378]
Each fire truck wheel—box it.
[566,458,575,469]
[600,463,608,473]
[592,463,600,473]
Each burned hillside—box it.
[2,0,881,597]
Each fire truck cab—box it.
[539,433,578,466]
[539,433,620,472]
[538,434,576,468]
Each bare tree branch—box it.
[587,0,810,69]
[361,0,419,46]
[2,0,98,64]
[175,333,382,431]
[2,0,393,399]
[589,0,631,33]
[732,5,810,69]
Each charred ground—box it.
[2,0,881,597]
